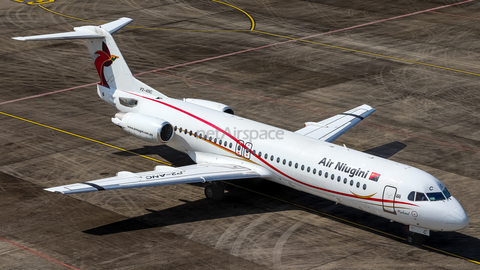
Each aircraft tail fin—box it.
[12,18,167,105]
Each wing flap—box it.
[295,104,375,142]
[45,164,261,194]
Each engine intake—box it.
[112,112,173,143]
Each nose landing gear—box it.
[406,231,425,245]
[406,225,429,245]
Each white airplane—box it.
[13,18,468,245]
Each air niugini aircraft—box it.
[13,18,468,244]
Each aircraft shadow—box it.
[113,145,195,167]
[83,179,480,263]
[363,141,407,159]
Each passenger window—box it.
[174,126,177,131]
[184,129,188,134]
[189,131,193,136]
[252,150,256,155]
[277,157,280,163]
[331,174,335,180]
[224,141,227,147]
[219,139,222,145]
[356,182,360,188]
[313,168,316,174]
[343,178,347,184]
[283,159,286,165]
[408,191,415,201]
[337,176,341,182]
[318,170,322,176]
[194,132,197,137]
[295,163,298,169]
[350,180,354,186]
[264,153,268,159]
[289,161,292,167]
[325,172,328,178]
[271,155,274,161]
[229,142,233,148]
[307,167,310,172]
[214,138,217,143]
[199,134,203,139]
[363,184,367,190]
[301,165,304,171]
[258,151,262,157]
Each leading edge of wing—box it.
[295,104,375,142]
[45,164,261,194]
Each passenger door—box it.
[382,186,397,214]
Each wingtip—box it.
[44,187,65,194]
[12,37,26,41]
[119,17,133,22]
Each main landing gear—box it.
[204,182,225,201]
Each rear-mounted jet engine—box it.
[184,98,234,114]
[112,112,173,143]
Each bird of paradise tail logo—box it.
[94,42,119,88]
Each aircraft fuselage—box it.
[115,90,469,233]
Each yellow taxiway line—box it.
[9,0,480,265]
[37,2,480,77]
[0,111,171,166]
[252,30,480,77]
[225,182,480,265]
[38,0,254,32]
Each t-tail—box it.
[12,18,167,105]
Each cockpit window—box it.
[415,192,428,201]
[408,191,415,201]
[442,187,451,199]
[408,190,448,201]
[427,192,446,201]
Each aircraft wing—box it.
[294,104,375,142]
[45,164,261,194]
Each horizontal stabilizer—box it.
[12,30,103,41]
[100,17,133,34]
[45,164,261,194]
[12,17,132,41]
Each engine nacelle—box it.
[111,112,174,143]
[184,98,234,114]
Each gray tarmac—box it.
[1,0,480,269]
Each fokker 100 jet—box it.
[13,18,468,244]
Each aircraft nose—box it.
[444,207,469,231]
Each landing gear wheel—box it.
[406,232,425,246]
[204,182,225,201]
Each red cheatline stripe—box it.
[129,91,417,207]
[0,236,81,270]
